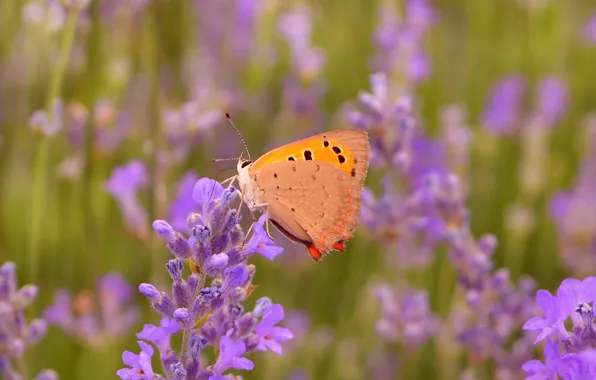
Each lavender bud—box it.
[187,213,202,228]
[200,322,218,344]
[210,234,230,255]
[154,294,177,318]
[222,210,242,235]
[229,226,245,247]
[187,273,200,294]
[172,280,192,308]
[478,234,498,256]
[139,283,160,300]
[170,362,187,380]
[228,287,246,302]
[168,233,191,259]
[14,285,37,309]
[8,338,25,357]
[192,225,210,243]
[153,220,176,241]
[208,203,228,233]
[27,319,48,344]
[221,187,238,207]
[236,312,257,337]
[189,333,208,356]
[203,253,229,276]
[358,92,383,118]
[244,333,260,352]
[34,370,59,380]
[173,308,191,327]
[0,261,16,297]
[254,297,272,317]
[166,259,184,282]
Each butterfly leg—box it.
[251,202,273,240]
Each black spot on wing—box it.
[332,146,341,154]
[351,168,356,177]
[288,156,296,161]
[323,140,329,147]
[338,155,346,164]
[304,150,313,160]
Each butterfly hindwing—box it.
[253,160,364,260]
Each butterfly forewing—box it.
[251,129,369,180]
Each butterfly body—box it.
[237,129,370,260]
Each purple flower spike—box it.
[28,99,63,137]
[535,76,568,128]
[482,75,526,135]
[584,16,596,45]
[212,330,254,375]
[117,341,157,380]
[105,160,149,237]
[1,262,56,376]
[255,304,294,355]
[125,177,290,378]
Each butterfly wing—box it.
[253,160,366,260]
[251,129,369,184]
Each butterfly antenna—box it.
[211,157,240,162]
[225,112,251,160]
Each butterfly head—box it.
[237,158,253,175]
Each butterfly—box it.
[230,119,370,261]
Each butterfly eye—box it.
[241,160,252,168]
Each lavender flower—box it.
[523,277,596,379]
[481,75,526,135]
[533,75,569,129]
[28,99,64,137]
[64,99,131,154]
[583,15,596,45]
[118,177,293,379]
[548,117,596,275]
[0,262,57,379]
[370,0,437,86]
[43,272,139,347]
[105,160,149,238]
[375,285,438,348]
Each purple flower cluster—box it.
[375,285,437,348]
[0,262,58,380]
[43,273,139,347]
[548,117,596,275]
[64,99,130,155]
[523,277,596,379]
[105,160,149,239]
[481,75,569,136]
[117,177,292,379]
[351,68,539,377]
[277,4,327,119]
[370,0,437,85]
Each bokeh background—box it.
[1,0,596,379]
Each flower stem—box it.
[180,274,206,364]
[29,4,81,280]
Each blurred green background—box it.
[1,0,596,378]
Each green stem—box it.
[180,274,206,364]
[29,5,81,280]
[82,0,103,280]
[143,2,165,285]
